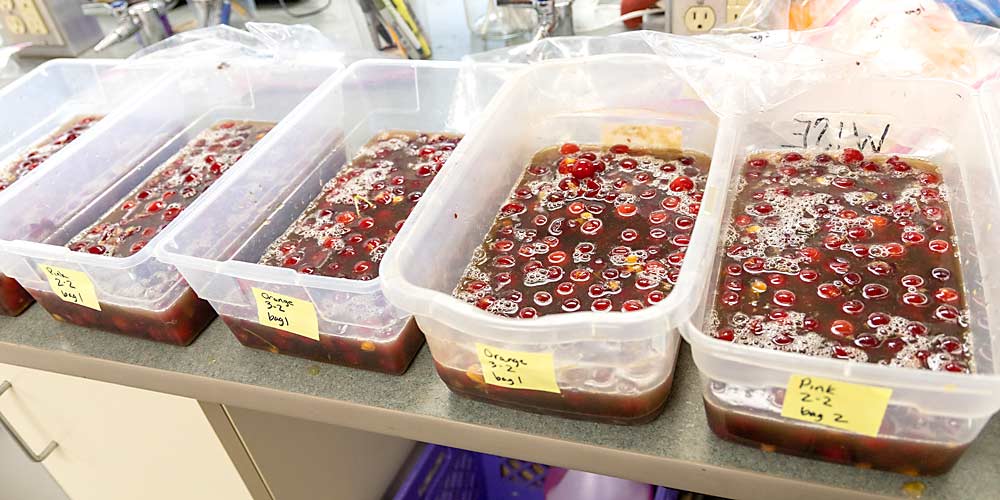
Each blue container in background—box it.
[393,444,677,500]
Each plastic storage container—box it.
[682,76,1000,475]
[158,60,514,371]
[391,444,674,500]
[380,55,718,424]
[0,60,338,345]
[0,59,168,317]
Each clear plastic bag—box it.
[461,31,656,64]
[128,22,368,68]
[646,28,1000,475]
[0,43,27,88]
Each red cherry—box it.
[533,291,553,306]
[944,362,966,373]
[928,240,950,253]
[867,312,890,327]
[901,232,926,245]
[907,322,928,336]
[817,283,842,299]
[610,144,630,154]
[783,152,803,162]
[854,334,879,348]
[842,300,865,315]
[940,338,963,353]
[866,261,892,276]
[571,160,596,179]
[616,204,638,217]
[560,143,580,155]
[840,148,863,164]
[622,300,644,312]
[591,299,613,311]
[832,177,855,189]
[862,284,889,300]
[935,305,960,321]
[830,319,854,337]
[500,202,526,216]
[555,282,575,296]
[715,328,735,342]
[799,269,819,283]
[147,200,164,213]
[773,290,796,307]
[163,206,182,221]
[902,292,929,307]
[843,272,863,286]
[934,287,959,303]
[668,176,695,192]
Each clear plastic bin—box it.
[157,59,514,372]
[681,76,1000,474]
[0,61,338,345]
[0,59,169,316]
[380,55,718,423]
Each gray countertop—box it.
[0,306,996,500]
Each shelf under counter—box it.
[0,306,996,500]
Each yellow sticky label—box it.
[781,375,892,437]
[602,124,683,150]
[38,265,101,311]
[475,343,560,394]
[252,288,319,341]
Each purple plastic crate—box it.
[392,444,676,500]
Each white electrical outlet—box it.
[4,14,25,34]
[670,0,726,34]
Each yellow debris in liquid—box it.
[626,255,639,263]
[751,280,767,293]
[360,341,376,352]
[606,280,621,291]
[466,367,485,384]
[581,212,593,219]
[747,225,761,234]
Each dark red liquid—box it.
[703,149,974,474]
[454,143,710,318]
[226,131,460,373]
[434,361,673,425]
[1,115,102,191]
[0,115,102,316]
[259,131,461,279]
[67,120,274,257]
[710,150,971,372]
[704,382,970,476]
[222,315,424,375]
[40,120,273,344]
[31,287,214,346]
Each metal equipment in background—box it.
[0,0,103,56]
[82,0,175,51]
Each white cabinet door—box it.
[0,363,251,500]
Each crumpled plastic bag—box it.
[0,43,28,88]
[127,22,366,68]
[461,31,656,64]
[643,29,856,115]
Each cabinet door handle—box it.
[0,380,58,462]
